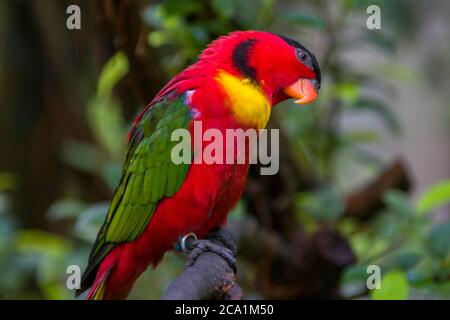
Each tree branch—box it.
[163,230,242,300]
[344,159,411,220]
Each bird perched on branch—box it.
[77,30,321,299]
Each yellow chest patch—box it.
[215,70,271,129]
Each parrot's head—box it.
[199,30,321,106]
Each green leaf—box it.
[97,52,129,98]
[335,82,360,104]
[13,230,71,258]
[417,180,450,215]
[87,97,126,159]
[147,30,172,47]
[425,221,450,259]
[371,270,409,300]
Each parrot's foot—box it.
[178,228,237,273]
[187,239,237,272]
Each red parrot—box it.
[77,30,321,299]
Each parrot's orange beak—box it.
[283,78,319,105]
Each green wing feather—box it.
[78,95,192,293]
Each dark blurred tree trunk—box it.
[0,0,164,230]
[0,0,64,230]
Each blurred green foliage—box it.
[341,186,450,299]
[0,0,448,300]
[371,270,409,300]
[417,180,450,215]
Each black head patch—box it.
[277,34,321,87]
[232,39,257,80]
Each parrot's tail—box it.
[77,232,167,300]
[86,247,123,300]
[86,265,111,300]
[82,246,137,300]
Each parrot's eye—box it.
[296,48,307,62]
[295,48,315,71]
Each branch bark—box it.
[163,230,243,300]
[344,159,411,220]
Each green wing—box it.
[79,95,192,291]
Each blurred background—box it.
[0,0,449,299]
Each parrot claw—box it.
[187,240,237,273]
[182,228,238,273]
[206,227,237,254]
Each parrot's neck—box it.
[214,69,271,129]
